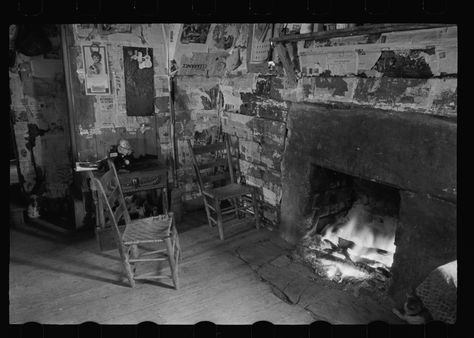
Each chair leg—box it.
[173,226,182,262]
[123,246,136,288]
[116,242,135,287]
[131,244,139,258]
[252,190,260,229]
[231,198,240,218]
[165,238,179,289]
[130,245,139,274]
[215,199,225,240]
[203,197,214,228]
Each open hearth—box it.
[281,103,456,305]
[296,165,400,294]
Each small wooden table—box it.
[87,159,169,251]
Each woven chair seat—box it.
[205,183,254,200]
[122,216,173,245]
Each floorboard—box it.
[9,210,401,324]
[9,212,312,324]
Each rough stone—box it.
[389,191,456,305]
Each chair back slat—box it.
[192,142,227,155]
[187,134,238,194]
[197,158,228,170]
[92,159,131,245]
[100,170,116,193]
[113,203,128,224]
[107,186,122,207]
[224,134,235,183]
[201,173,230,184]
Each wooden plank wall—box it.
[66,24,171,163]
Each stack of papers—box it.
[75,162,99,172]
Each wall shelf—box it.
[270,23,454,44]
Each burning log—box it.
[298,232,392,287]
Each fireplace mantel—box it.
[284,102,456,202]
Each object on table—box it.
[98,139,135,171]
[26,194,40,219]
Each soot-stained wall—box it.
[9,25,74,219]
[280,25,457,242]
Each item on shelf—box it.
[300,24,313,34]
[336,24,350,30]
[313,24,324,32]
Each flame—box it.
[320,201,397,272]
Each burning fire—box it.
[321,201,397,267]
[300,200,398,285]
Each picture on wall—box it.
[100,24,133,35]
[180,24,211,44]
[82,44,111,95]
[123,46,155,116]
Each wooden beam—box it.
[274,42,298,87]
[270,23,454,43]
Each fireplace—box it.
[297,165,401,295]
[280,102,457,305]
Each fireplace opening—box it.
[296,165,400,294]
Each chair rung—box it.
[221,208,237,215]
[141,249,167,256]
[222,216,255,227]
[123,238,168,245]
[129,257,168,262]
[134,274,172,280]
[207,204,234,213]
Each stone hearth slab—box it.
[235,241,404,324]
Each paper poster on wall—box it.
[211,24,238,50]
[326,51,358,76]
[179,52,208,76]
[123,46,155,116]
[74,24,97,39]
[250,24,272,64]
[82,44,111,95]
[99,24,132,35]
[180,24,211,44]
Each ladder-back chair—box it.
[91,159,180,289]
[187,134,260,240]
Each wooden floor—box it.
[9,213,315,324]
[10,211,401,324]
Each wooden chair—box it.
[187,134,260,240]
[91,159,180,289]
